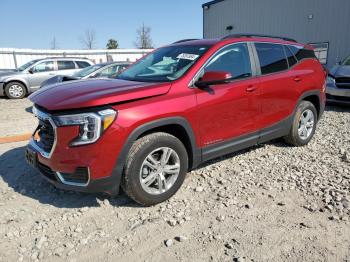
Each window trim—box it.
[189,41,258,88]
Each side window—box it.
[204,43,252,79]
[255,43,288,75]
[57,60,76,70]
[32,61,54,73]
[97,65,119,78]
[76,61,91,68]
[289,45,316,61]
[284,46,298,68]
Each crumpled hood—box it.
[329,65,350,78]
[29,78,171,111]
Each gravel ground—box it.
[0,98,36,137]
[0,105,349,262]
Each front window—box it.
[32,61,55,73]
[117,45,211,82]
[203,43,252,80]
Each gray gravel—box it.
[0,98,36,137]
[0,105,349,261]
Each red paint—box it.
[29,36,326,183]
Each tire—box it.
[122,132,188,206]
[5,82,27,99]
[284,100,318,147]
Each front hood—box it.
[0,70,20,79]
[29,78,171,111]
[329,65,350,78]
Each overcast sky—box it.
[0,0,207,49]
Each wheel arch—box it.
[109,117,201,195]
[4,79,29,94]
[298,90,324,120]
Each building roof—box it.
[202,0,225,8]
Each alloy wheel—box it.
[298,109,315,140]
[139,147,180,195]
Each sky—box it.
[0,0,207,50]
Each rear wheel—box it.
[284,101,317,146]
[122,132,188,206]
[5,82,27,99]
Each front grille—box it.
[36,119,55,153]
[37,162,57,181]
[335,77,350,89]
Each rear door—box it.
[253,42,299,131]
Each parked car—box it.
[40,61,131,88]
[0,57,93,99]
[326,54,350,105]
[26,35,326,206]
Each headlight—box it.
[53,109,117,146]
[326,75,335,86]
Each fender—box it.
[107,117,201,195]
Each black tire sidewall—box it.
[292,101,317,146]
[5,82,26,99]
[125,135,188,206]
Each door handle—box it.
[246,85,257,92]
[294,76,302,82]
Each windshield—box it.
[73,64,104,78]
[17,60,39,71]
[117,45,211,82]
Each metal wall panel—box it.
[203,0,350,67]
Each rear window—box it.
[255,43,288,75]
[288,46,317,61]
[57,60,76,70]
[76,61,91,68]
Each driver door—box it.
[193,43,260,160]
[27,61,55,90]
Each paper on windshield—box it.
[177,53,199,61]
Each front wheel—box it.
[122,132,188,206]
[284,100,317,146]
[5,82,27,99]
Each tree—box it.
[50,37,58,49]
[106,39,119,49]
[80,29,96,49]
[134,23,153,49]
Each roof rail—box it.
[221,34,297,43]
[172,39,199,44]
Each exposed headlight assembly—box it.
[326,75,335,86]
[53,109,117,146]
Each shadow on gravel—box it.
[0,146,137,209]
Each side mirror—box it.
[195,71,232,88]
[28,68,34,74]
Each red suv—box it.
[26,34,326,206]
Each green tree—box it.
[106,39,119,49]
